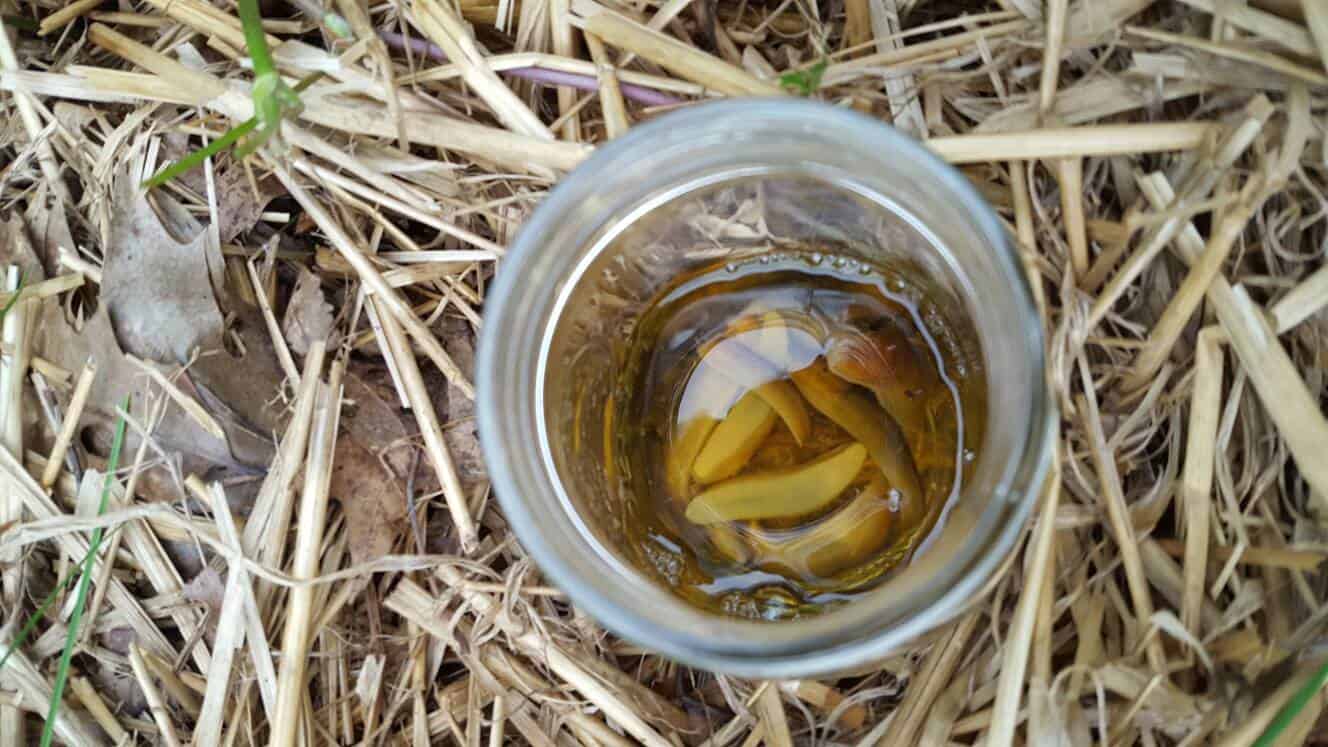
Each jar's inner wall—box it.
[542,175,989,619]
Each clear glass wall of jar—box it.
[478,99,1055,678]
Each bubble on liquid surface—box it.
[725,263,738,273]
[887,489,903,512]
[720,593,760,620]
[963,449,976,463]
[644,541,682,586]
[809,252,823,265]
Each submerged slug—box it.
[691,391,779,484]
[825,323,931,435]
[751,380,810,446]
[745,473,896,579]
[664,405,752,563]
[789,359,924,529]
[614,251,978,612]
[685,442,867,524]
[696,322,815,445]
[665,414,719,499]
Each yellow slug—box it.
[685,442,868,524]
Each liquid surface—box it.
[611,252,975,619]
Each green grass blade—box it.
[779,59,828,96]
[142,120,256,188]
[0,270,27,327]
[1253,659,1328,747]
[0,539,107,673]
[141,72,322,189]
[39,400,129,747]
[238,0,277,76]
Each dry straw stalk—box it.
[0,0,1326,745]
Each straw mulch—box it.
[1,0,1327,744]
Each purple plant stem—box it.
[378,29,683,108]
[513,66,683,107]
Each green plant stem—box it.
[0,537,109,673]
[142,0,317,183]
[237,0,277,76]
[1254,659,1328,747]
[0,271,26,325]
[141,72,322,189]
[39,400,128,747]
[143,119,256,188]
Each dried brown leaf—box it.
[22,193,75,278]
[103,166,225,363]
[344,367,426,480]
[0,214,46,280]
[331,434,407,566]
[282,267,335,355]
[438,316,485,489]
[52,102,97,136]
[183,566,227,610]
[213,165,283,243]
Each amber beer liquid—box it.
[609,251,986,619]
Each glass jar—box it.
[477,99,1054,678]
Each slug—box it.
[686,442,867,524]
[744,473,895,579]
[825,322,932,436]
[789,358,924,530]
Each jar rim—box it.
[478,99,1055,677]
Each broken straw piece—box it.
[686,442,867,524]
